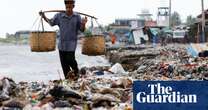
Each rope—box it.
[30,16,40,31]
[95,19,106,33]
[90,17,94,32]
[37,18,42,51]
[88,18,106,35]
[41,17,45,32]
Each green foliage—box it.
[0,38,11,43]
[0,37,29,44]
[104,25,112,32]
[83,29,93,37]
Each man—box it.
[158,27,166,46]
[39,0,87,80]
[109,32,116,44]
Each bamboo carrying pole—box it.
[43,10,97,19]
[42,10,106,55]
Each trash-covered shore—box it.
[1,44,208,110]
[0,67,133,110]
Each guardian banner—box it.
[133,81,208,110]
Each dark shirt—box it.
[159,29,166,39]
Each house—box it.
[195,9,208,42]
[108,25,131,43]
[108,19,145,43]
[145,21,157,27]
[114,18,145,28]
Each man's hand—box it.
[39,11,45,17]
[38,11,50,23]
[80,16,87,32]
[81,16,88,25]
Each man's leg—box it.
[59,50,72,78]
[66,51,79,75]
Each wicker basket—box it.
[30,31,56,52]
[82,35,106,56]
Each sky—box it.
[0,0,208,37]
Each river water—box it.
[0,44,110,83]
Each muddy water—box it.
[0,44,110,83]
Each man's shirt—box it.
[49,12,82,51]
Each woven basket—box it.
[82,35,106,56]
[30,31,56,52]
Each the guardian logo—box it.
[133,81,208,110]
[136,83,197,103]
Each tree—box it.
[170,11,182,27]
[104,25,111,32]
[186,15,197,26]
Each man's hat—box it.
[64,0,75,2]
[64,0,75,4]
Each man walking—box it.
[39,0,87,80]
[158,27,166,46]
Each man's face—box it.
[65,1,74,12]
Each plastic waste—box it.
[82,101,91,110]
[109,63,128,74]
[31,94,38,106]
[124,104,132,110]
[49,86,82,99]
[94,71,104,76]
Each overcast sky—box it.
[0,0,207,37]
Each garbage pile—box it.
[107,44,208,81]
[0,66,133,110]
[1,44,208,110]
